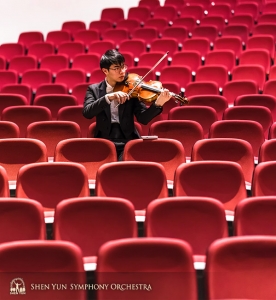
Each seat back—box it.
[0,198,45,241]
[0,240,86,299]
[26,121,81,158]
[96,238,197,300]
[1,106,52,137]
[252,161,276,197]
[16,162,89,209]
[0,121,20,138]
[188,95,228,120]
[0,138,47,180]
[209,120,265,157]
[169,106,218,137]
[146,197,228,256]
[223,105,273,138]
[259,139,276,162]
[33,94,78,119]
[174,161,247,211]
[54,197,137,257]
[123,138,186,181]
[205,236,276,300]
[191,138,254,184]
[95,161,168,210]
[235,196,276,236]
[149,120,203,159]
[54,138,117,181]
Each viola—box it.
[114,72,189,105]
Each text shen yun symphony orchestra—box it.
[30,283,152,291]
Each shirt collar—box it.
[105,78,114,93]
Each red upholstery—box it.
[259,139,276,162]
[54,197,137,265]
[223,105,273,138]
[0,198,45,241]
[0,94,28,115]
[16,162,89,210]
[191,138,254,187]
[169,106,218,137]
[35,83,68,97]
[123,138,186,185]
[71,53,100,75]
[26,121,81,157]
[96,238,197,300]
[205,236,276,300]
[239,49,271,74]
[213,35,243,57]
[1,84,32,104]
[235,94,276,121]
[0,240,86,300]
[149,120,204,159]
[1,106,52,137]
[195,65,228,88]
[0,43,24,62]
[188,95,228,120]
[183,37,210,57]
[95,161,168,212]
[0,121,20,138]
[146,197,228,262]
[9,55,37,76]
[0,166,11,197]
[204,49,236,72]
[0,138,47,182]
[209,120,265,160]
[232,64,266,91]
[185,81,219,97]
[46,30,71,48]
[33,94,78,119]
[73,29,100,49]
[235,196,276,236]
[171,51,202,72]
[57,106,94,137]
[247,34,275,60]
[54,138,117,187]
[61,20,86,36]
[223,80,258,106]
[252,161,276,197]
[192,25,219,43]
[40,54,69,75]
[57,41,86,61]
[0,70,18,89]
[174,161,247,211]
[21,69,52,92]
[55,69,87,92]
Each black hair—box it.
[100,49,125,70]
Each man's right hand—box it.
[107,91,129,104]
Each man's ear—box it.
[101,68,108,76]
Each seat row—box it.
[0,134,276,194]
[1,234,276,299]
[1,33,274,68]
[1,46,275,77]
[0,63,276,99]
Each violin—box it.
[114,72,189,105]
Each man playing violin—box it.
[83,49,172,160]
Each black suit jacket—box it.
[83,80,163,139]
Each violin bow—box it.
[115,51,169,108]
[127,51,169,97]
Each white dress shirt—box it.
[104,79,120,124]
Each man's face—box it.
[102,63,128,84]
